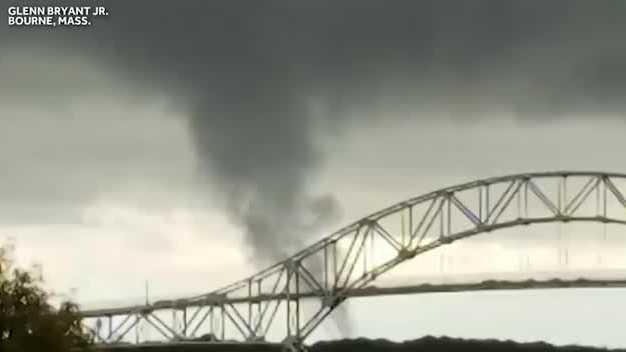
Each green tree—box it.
[0,244,93,351]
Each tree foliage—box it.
[0,245,93,352]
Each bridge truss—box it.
[80,171,626,349]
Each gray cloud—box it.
[0,67,198,226]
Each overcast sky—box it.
[2,0,626,347]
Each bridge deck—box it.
[80,279,626,318]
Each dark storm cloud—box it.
[4,0,626,269]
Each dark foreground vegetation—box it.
[97,336,624,352]
[0,244,92,352]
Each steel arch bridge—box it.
[80,171,626,350]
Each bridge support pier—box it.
[282,336,308,352]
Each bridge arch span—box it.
[81,172,626,348]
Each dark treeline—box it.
[311,336,622,352]
[97,336,624,352]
